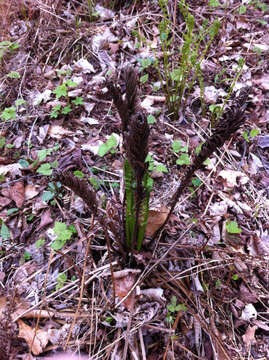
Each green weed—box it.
[0,40,19,63]
[155,0,220,120]
[166,295,187,325]
[51,221,77,251]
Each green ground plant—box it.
[51,221,77,251]
[0,99,26,122]
[0,40,19,63]
[155,0,220,120]
[166,295,187,325]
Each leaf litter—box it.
[0,0,269,359]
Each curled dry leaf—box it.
[145,206,169,237]
[18,319,50,355]
[49,125,74,139]
[240,304,257,321]
[114,269,141,311]
[218,169,249,189]
[3,180,25,208]
[242,325,257,348]
[73,58,95,73]
[0,296,30,320]
[25,184,40,200]
[140,288,165,302]
[37,209,53,231]
[209,200,228,217]
[0,196,12,209]
[0,163,23,176]
[253,74,269,91]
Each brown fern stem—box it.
[152,87,250,240]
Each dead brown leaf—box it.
[218,169,249,189]
[5,180,25,208]
[18,319,49,355]
[114,269,140,311]
[49,125,74,139]
[25,184,40,200]
[37,209,53,231]
[0,196,12,209]
[145,206,169,237]
[242,325,257,348]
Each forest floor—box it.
[0,0,269,359]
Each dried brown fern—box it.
[108,66,150,250]
[154,87,250,239]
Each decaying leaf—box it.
[10,180,25,208]
[49,125,74,139]
[241,304,257,321]
[114,269,141,311]
[145,206,169,237]
[0,163,23,176]
[25,184,40,200]
[18,319,49,355]
[218,169,249,189]
[242,325,257,348]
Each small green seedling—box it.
[89,177,103,190]
[215,279,222,289]
[0,136,5,148]
[172,140,188,153]
[37,161,58,176]
[171,141,190,165]
[50,81,79,117]
[15,99,26,107]
[53,80,78,99]
[51,221,77,250]
[140,74,148,83]
[36,238,45,248]
[147,114,156,124]
[0,107,16,121]
[38,144,59,162]
[23,251,32,261]
[7,208,19,216]
[56,273,67,291]
[0,221,10,241]
[73,170,85,178]
[18,159,30,168]
[238,4,247,13]
[254,1,268,12]
[50,104,62,118]
[145,154,168,173]
[176,153,190,165]
[138,57,155,71]
[166,295,187,325]
[0,40,19,62]
[138,57,155,84]
[27,215,35,222]
[226,220,242,234]
[53,84,68,99]
[42,181,62,203]
[72,97,84,106]
[7,71,20,79]
[61,105,72,115]
[243,128,259,142]
[0,99,27,122]
[98,134,118,157]
[189,177,203,197]
[209,0,221,7]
